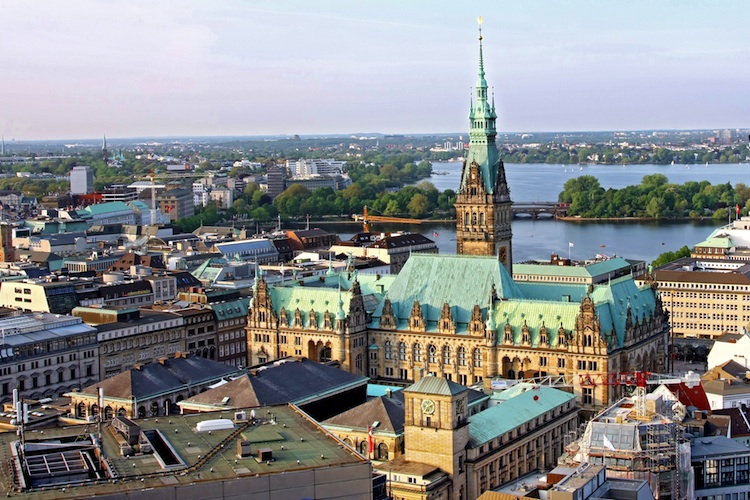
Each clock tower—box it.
[455,19,513,274]
[403,375,469,500]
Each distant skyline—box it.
[2,1,748,141]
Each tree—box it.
[407,194,429,218]
[652,245,691,268]
[645,197,665,219]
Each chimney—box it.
[385,389,392,398]
[158,358,168,365]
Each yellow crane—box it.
[352,206,425,233]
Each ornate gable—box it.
[438,302,456,334]
[347,281,367,330]
[573,295,606,354]
[469,304,484,336]
[380,298,397,330]
[248,276,276,329]
[308,309,318,330]
[408,300,425,332]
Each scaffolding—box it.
[560,392,691,500]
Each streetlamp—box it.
[369,420,379,460]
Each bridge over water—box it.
[511,202,568,219]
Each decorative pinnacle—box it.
[477,16,483,40]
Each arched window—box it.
[428,344,437,364]
[413,343,422,362]
[442,345,451,365]
[377,443,389,461]
[359,441,368,456]
[398,342,407,361]
[458,347,467,366]
[473,348,482,367]
[343,438,353,448]
[384,341,393,360]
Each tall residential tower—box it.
[454,20,513,273]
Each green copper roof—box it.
[372,254,523,330]
[468,386,576,447]
[404,375,468,397]
[695,236,734,249]
[590,277,659,348]
[492,298,579,348]
[84,201,132,216]
[270,286,350,329]
[513,257,632,279]
[460,24,505,197]
[495,275,659,349]
[210,298,249,319]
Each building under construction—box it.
[560,387,694,500]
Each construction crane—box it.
[352,205,425,233]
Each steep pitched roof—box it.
[181,358,368,408]
[372,254,523,329]
[81,356,241,400]
[662,382,711,411]
[717,359,749,379]
[324,394,405,434]
[404,375,468,397]
[712,406,750,436]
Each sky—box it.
[2,1,749,140]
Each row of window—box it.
[219,342,245,358]
[381,342,483,367]
[101,331,180,354]
[1,364,94,395]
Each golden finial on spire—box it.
[477,16,483,40]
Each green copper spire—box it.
[337,285,346,321]
[459,17,507,200]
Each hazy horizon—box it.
[3,1,748,141]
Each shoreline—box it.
[555,215,718,223]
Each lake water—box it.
[312,161,749,264]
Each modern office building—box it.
[157,187,194,221]
[648,258,750,340]
[69,165,94,194]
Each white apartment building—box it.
[287,158,347,177]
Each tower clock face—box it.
[421,399,436,415]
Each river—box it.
[307,161,750,264]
